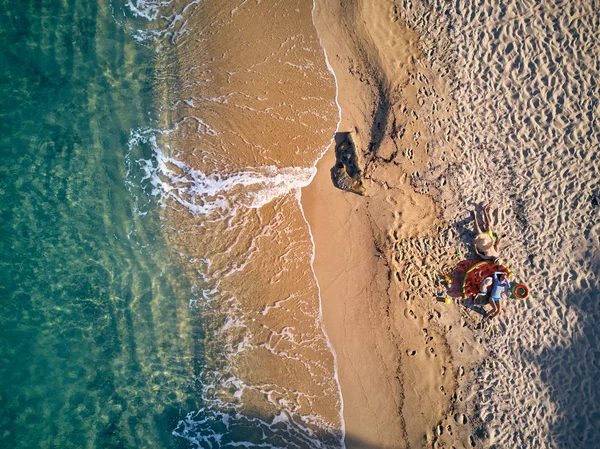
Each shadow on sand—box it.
[527,255,600,448]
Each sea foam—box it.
[122,0,345,446]
[127,127,315,217]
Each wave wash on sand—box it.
[123,0,346,448]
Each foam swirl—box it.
[127,128,315,217]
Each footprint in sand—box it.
[409,275,422,289]
[395,126,406,140]
[454,413,469,425]
[386,195,399,207]
[398,291,410,301]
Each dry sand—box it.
[397,1,600,447]
[303,1,485,447]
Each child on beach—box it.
[485,272,510,320]
[473,204,506,261]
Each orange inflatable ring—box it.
[461,261,512,299]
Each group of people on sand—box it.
[472,204,511,320]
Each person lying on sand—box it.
[473,204,506,261]
[485,272,510,320]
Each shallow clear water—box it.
[0,1,202,447]
[122,1,344,447]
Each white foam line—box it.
[297,2,346,448]
[311,6,342,164]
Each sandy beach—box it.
[303,1,481,447]
[304,0,600,447]
[134,0,600,446]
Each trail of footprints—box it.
[390,225,456,300]
[392,227,481,446]
[371,68,453,170]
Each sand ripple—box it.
[402,0,600,446]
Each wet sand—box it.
[150,0,345,445]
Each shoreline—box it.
[299,190,346,449]
[158,0,346,443]
[303,0,481,447]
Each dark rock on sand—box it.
[331,131,365,195]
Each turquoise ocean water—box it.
[0,1,203,447]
